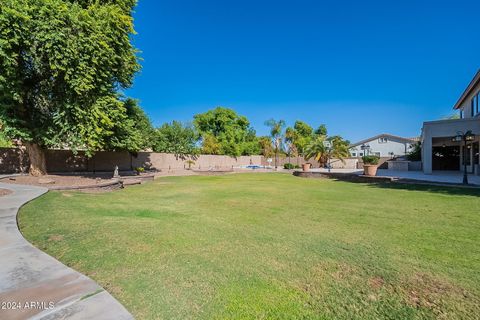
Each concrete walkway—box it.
[306,168,480,186]
[376,169,480,186]
[0,182,133,320]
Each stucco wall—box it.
[133,153,262,171]
[0,148,263,173]
[386,160,422,171]
[0,148,362,173]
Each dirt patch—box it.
[0,188,12,197]
[369,276,385,290]
[193,170,234,176]
[154,169,198,177]
[330,263,356,281]
[75,187,117,194]
[403,272,471,313]
[48,234,64,242]
[1,174,115,188]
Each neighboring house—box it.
[422,70,480,175]
[350,134,417,158]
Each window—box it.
[460,109,464,119]
[379,137,388,143]
[475,92,479,115]
[359,152,364,156]
[374,152,381,157]
[470,92,479,117]
[351,152,357,157]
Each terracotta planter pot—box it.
[302,163,311,172]
[363,164,378,176]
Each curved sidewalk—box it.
[0,182,133,320]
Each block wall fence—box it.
[0,148,263,173]
[0,147,364,174]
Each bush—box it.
[294,164,301,169]
[362,155,380,165]
[407,142,421,161]
[185,160,195,170]
[135,167,145,174]
[284,163,295,170]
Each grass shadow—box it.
[336,179,480,197]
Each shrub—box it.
[185,160,195,170]
[284,163,295,169]
[362,155,380,165]
[135,167,145,174]
[294,164,301,169]
[407,142,421,161]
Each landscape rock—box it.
[38,178,55,184]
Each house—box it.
[421,70,480,175]
[349,134,417,158]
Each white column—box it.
[422,136,433,174]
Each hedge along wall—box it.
[0,147,263,173]
[261,155,359,169]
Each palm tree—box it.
[264,119,286,169]
[285,127,299,165]
[304,135,350,168]
[328,135,350,165]
[304,136,328,167]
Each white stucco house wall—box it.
[350,134,417,158]
[421,70,480,175]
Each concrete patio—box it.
[306,168,480,186]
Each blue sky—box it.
[126,0,479,142]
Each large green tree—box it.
[0,125,12,147]
[194,107,258,157]
[153,121,199,160]
[107,98,155,153]
[285,120,314,158]
[314,124,328,136]
[0,0,140,175]
[258,136,274,158]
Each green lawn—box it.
[19,173,480,319]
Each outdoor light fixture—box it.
[452,135,463,143]
[466,132,475,141]
[360,144,371,156]
[452,130,476,185]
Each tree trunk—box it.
[25,143,47,176]
[275,148,278,169]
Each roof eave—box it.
[350,133,417,147]
[453,69,480,110]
